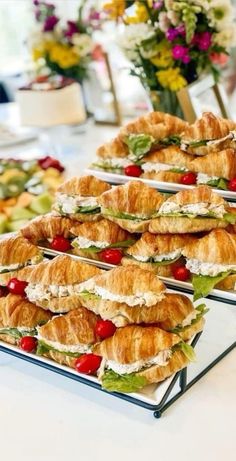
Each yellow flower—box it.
[125,2,149,23]
[49,44,79,68]
[32,47,45,61]
[103,0,125,19]
[156,67,187,91]
[150,41,173,68]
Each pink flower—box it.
[210,52,229,66]
[182,54,190,64]
[192,32,212,51]
[172,45,188,59]
[64,20,79,38]
[43,15,59,32]
[166,28,179,41]
[153,1,163,8]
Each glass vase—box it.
[149,89,184,119]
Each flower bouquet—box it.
[30,0,96,82]
[103,0,236,116]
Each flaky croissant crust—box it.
[93,325,180,363]
[149,216,227,234]
[0,294,51,329]
[189,148,236,180]
[96,135,129,159]
[127,232,196,258]
[182,229,236,264]
[144,146,194,167]
[162,185,226,207]
[21,214,81,243]
[71,218,132,244]
[120,112,188,139]
[57,175,111,196]
[0,235,41,265]
[182,112,236,142]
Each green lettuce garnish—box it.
[192,272,230,301]
[223,213,236,224]
[101,369,147,393]
[103,208,152,221]
[0,327,37,339]
[170,303,209,334]
[91,161,123,173]
[161,135,181,147]
[188,139,208,148]
[126,255,180,266]
[205,178,228,190]
[37,340,81,357]
[173,342,197,361]
[79,290,101,301]
[72,239,135,253]
[77,206,100,214]
[124,134,154,161]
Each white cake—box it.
[17,79,86,127]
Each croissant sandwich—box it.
[98,181,164,233]
[0,294,51,346]
[71,219,135,261]
[141,146,194,183]
[181,112,236,156]
[149,185,234,234]
[0,235,43,284]
[37,307,99,367]
[18,255,103,313]
[92,136,131,174]
[52,175,111,222]
[182,229,236,299]
[93,325,196,393]
[21,213,81,245]
[122,232,196,275]
[78,265,166,308]
[190,149,236,187]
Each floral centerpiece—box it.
[30,0,96,82]
[103,0,236,116]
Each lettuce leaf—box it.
[223,213,236,224]
[91,161,123,173]
[124,134,154,160]
[101,369,147,393]
[37,340,81,357]
[76,206,100,214]
[0,327,37,339]
[103,208,151,221]
[126,255,180,266]
[188,139,208,148]
[72,239,135,253]
[205,178,228,190]
[173,342,196,361]
[192,272,230,301]
[79,291,101,301]
[160,135,181,147]
[170,303,209,334]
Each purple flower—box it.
[88,9,100,21]
[172,45,188,60]
[176,24,185,37]
[33,0,40,5]
[182,54,191,64]
[64,20,79,38]
[153,1,163,8]
[166,28,179,41]
[192,31,212,51]
[43,15,59,31]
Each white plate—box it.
[85,168,236,202]
[0,128,36,148]
[39,247,236,305]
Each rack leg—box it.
[153,410,162,419]
[180,367,187,391]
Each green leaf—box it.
[170,304,209,334]
[206,178,228,191]
[103,208,151,222]
[77,206,100,214]
[0,327,37,339]
[124,134,154,160]
[127,255,180,266]
[79,291,101,301]
[223,213,236,224]
[101,369,147,393]
[72,239,136,253]
[36,340,82,358]
[176,342,197,362]
[91,162,123,173]
[160,135,181,147]
[188,139,208,148]
[192,272,230,301]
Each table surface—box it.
[0,104,236,461]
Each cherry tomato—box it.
[7,278,28,296]
[180,172,197,185]
[38,156,64,172]
[20,336,37,353]
[0,286,8,297]
[124,165,143,177]
[228,177,236,192]
[172,266,190,282]
[75,354,102,375]
[95,320,117,339]
[50,235,71,252]
[99,248,123,265]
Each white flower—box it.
[158,11,170,32]
[207,0,235,31]
[189,0,210,11]
[213,25,236,48]
[71,34,93,57]
[119,23,156,61]
[167,10,179,26]
[164,0,174,9]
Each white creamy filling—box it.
[25,283,82,302]
[197,173,219,185]
[0,326,35,333]
[56,193,98,214]
[159,201,225,218]
[73,236,109,249]
[181,131,236,150]
[131,248,181,263]
[92,285,164,307]
[142,162,187,173]
[0,255,41,273]
[185,258,236,277]
[182,310,198,327]
[37,333,91,354]
[107,349,172,375]
[97,158,131,168]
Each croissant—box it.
[57,175,111,196]
[175,318,205,341]
[141,171,184,183]
[182,229,236,264]
[149,216,227,234]
[138,350,189,384]
[126,232,197,259]
[121,257,175,276]
[120,112,188,140]
[189,148,236,180]
[21,213,81,244]
[0,235,41,266]
[80,293,193,327]
[93,325,180,363]
[71,218,132,245]
[0,294,51,345]
[96,135,129,159]
[144,146,194,167]
[160,185,226,208]
[216,274,236,290]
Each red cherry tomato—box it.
[7,278,28,296]
[228,177,236,192]
[124,165,143,177]
[38,156,64,172]
[180,172,197,185]
[75,354,102,375]
[99,248,123,265]
[50,235,71,252]
[19,336,37,353]
[172,266,190,282]
[95,320,117,339]
[0,286,8,297]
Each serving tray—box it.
[0,294,235,417]
[39,247,236,305]
[85,168,236,203]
